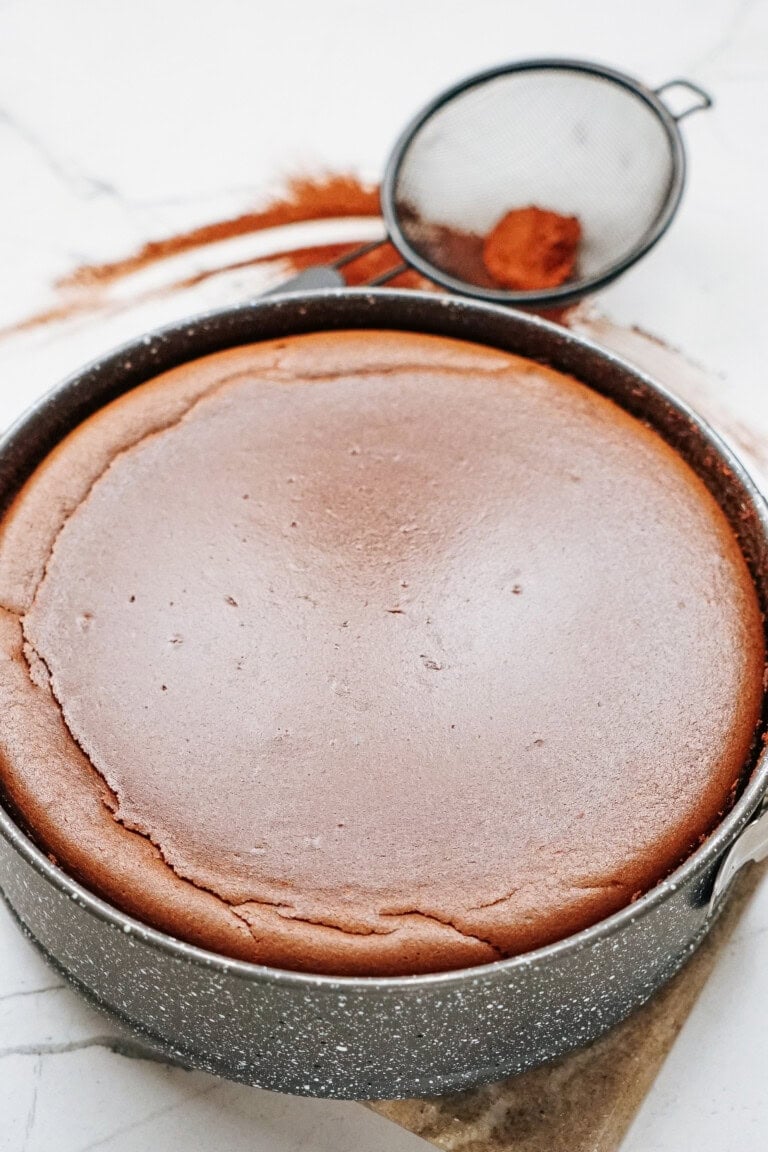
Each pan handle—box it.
[709,806,768,914]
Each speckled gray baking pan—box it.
[1,289,767,1100]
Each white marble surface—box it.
[0,1,767,1149]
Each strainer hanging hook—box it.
[653,79,713,121]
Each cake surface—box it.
[0,330,763,976]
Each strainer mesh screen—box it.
[393,70,676,290]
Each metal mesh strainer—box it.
[278,60,712,306]
[382,60,711,306]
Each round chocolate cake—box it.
[0,330,762,976]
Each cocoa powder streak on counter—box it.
[60,175,383,289]
[0,174,573,339]
[0,175,400,338]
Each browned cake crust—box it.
[0,331,763,976]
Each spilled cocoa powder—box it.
[1,174,578,339]
[60,174,384,289]
[58,173,579,309]
[0,175,429,340]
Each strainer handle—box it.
[654,79,713,121]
